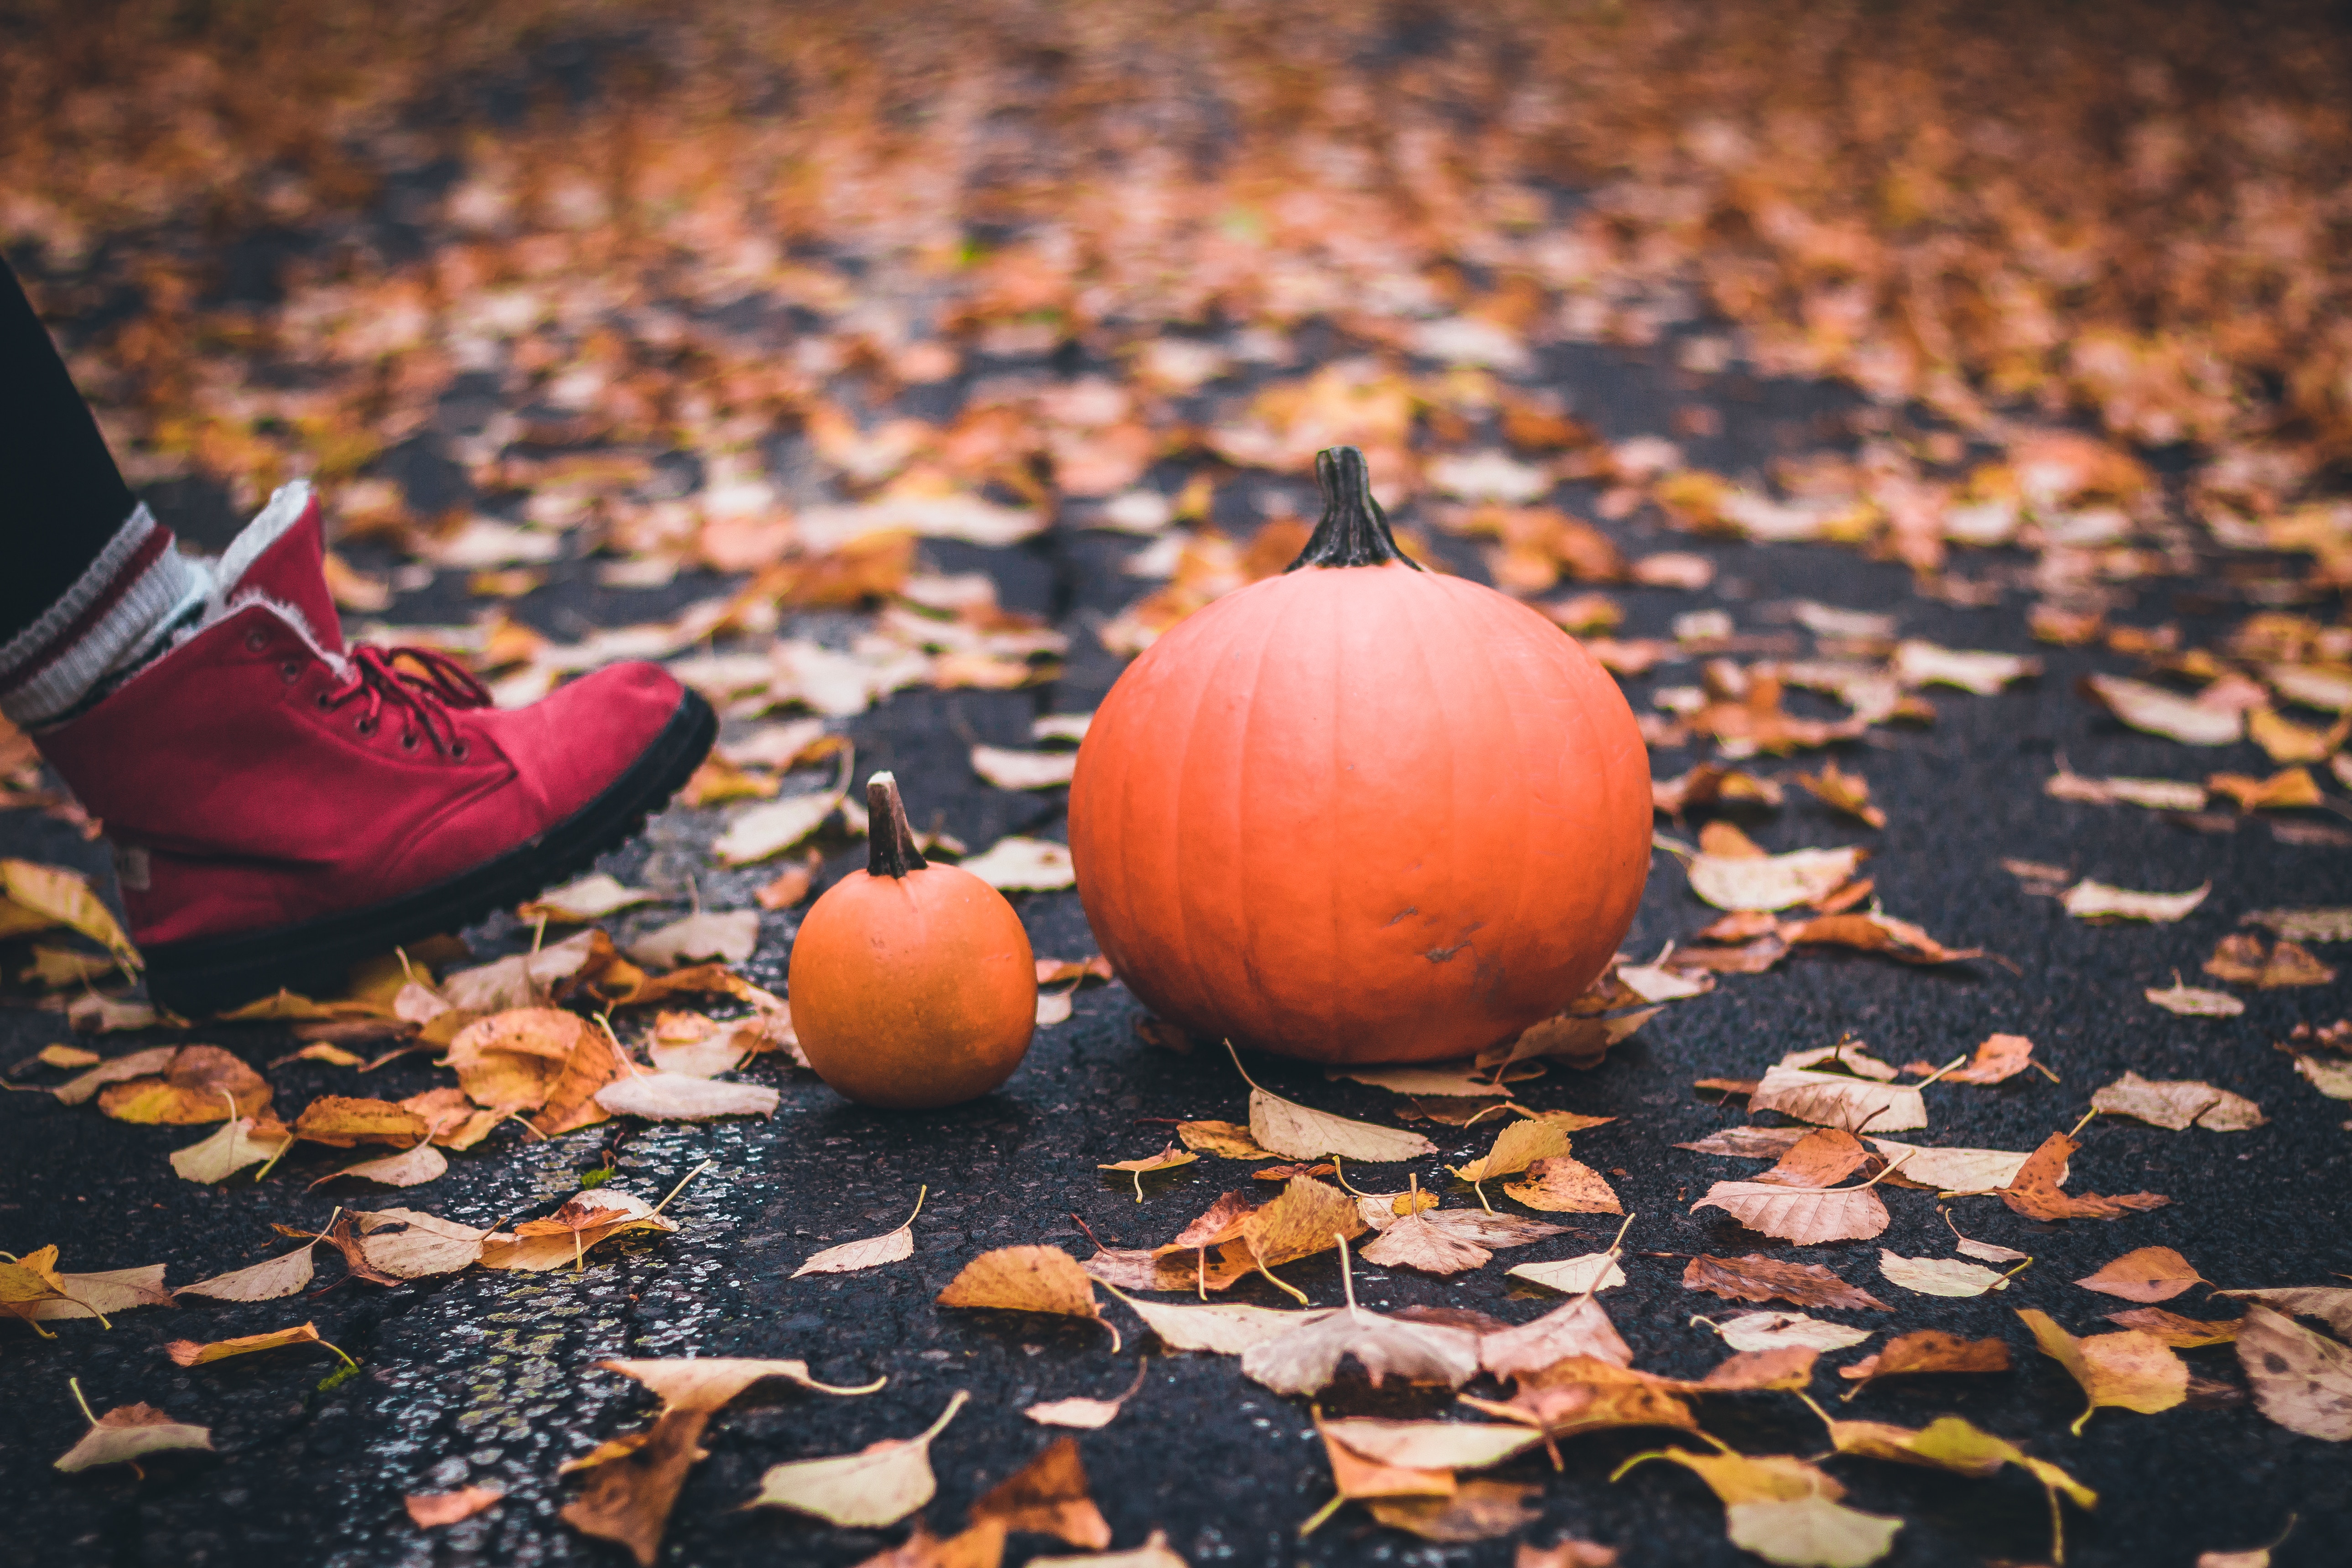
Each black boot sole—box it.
[141,688,719,1018]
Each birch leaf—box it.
[968,1435,1112,1549]
[519,873,656,923]
[165,1322,334,1366]
[1997,1132,2172,1220]
[594,1073,781,1121]
[599,1357,882,1412]
[1877,1251,2015,1298]
[971,745,1079,789]
[1449,1118,1570,1184]
[170,1115,292,1183]
[1025,1362,1149,1429]
[625,910,759,969]
[2075,1246,2204,1302]
[2062,879,2212,923]
[53,1402,213,1472]
[1837,1331,2011,1388]
[2234,1303,2352,1441]
[794,1192,924,1278]
[2082,673,2243,745]
[2091,1071,2264,1132]
[562,1408,713,1568]
[1480,1296,1635,1377]
[1863,1139,2031,1192]
[1506,1252,1629,1295]
[2105,1308,2242,1348]
[749,1391,967,1526]
[405,1486,504,1528]
[2145,982,2244,1017]
[311,1142,447,1189]
[1244,1067,1436,1164]
[2214,1288,2352,1340]
[712,748,852,865]
[1692,1181,1890,1245]
[1724,1496,1902,1568]
[1895,639,2036,693]
[1366,1480,1543,1543]
[20,1263,173,1323]
[179,1240,318,1302]
[2018,1308,2189,1433]
[477,1189,677,1272]
[1750,1067,1925,1132]
[1099,1145,1199,1200]
[1109,1290,1324,1355]
[1687,846,1867,911]
[1704,1313,1874,1353]
[51,1046,179,1105]
[1504,1157,1623,1214]
[1175,1120,1274,1160]
[1321,1416,1546,1471]
[1683,1255,1890,1312]
[938,1246,1118,1350]
[353,1209,498,1278]
[1239,1308,1483,1396]
[957,836,1077,890]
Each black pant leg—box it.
[1,251,140,642]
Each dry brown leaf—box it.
[1837,1330,2012,1389]
[1025,1361,1149,1430]
[2203,933,2336,989]
[1504,1157,1623,1214]
[1997,1132,2172,1221]
[52,1400,214,1473]
[1359,1205,1567,1277]
[795,1192,925,1278]
[748,1392,967,1528]
[2215,1288,2352,1339]
[1240,1308,1483,1396]
[563,1408,712,1567]
[1109,1290,1326,1355]
[178,1240,318,1303]
[290,1095,431,1147]
[1506,1252,1630,1295]
[1517,1540,1620,1568]
[1794,760,1886,828]
[1861,1140,2033,1192]
[1703,1312,1873,1353]
[1785,911,1982,966]
[599,1357,883,1412]
[1236,1051,1437,1164]
[967,1436,1113,1548]
[1938,1033,2039,1085]
[1485,1007,1661,1072]
[2091,1071,2265,1132]
[938,1246,1118,1350]
[2104,1308,2242,1348]
[1748,1066,1926,1132]
[1174,1120,1274,1160]
[399,1086,501,1150]
[2019,1308,2189,1434]
[17,1262,173,1324]
[1682,1255,1890,1312]
[1449,1117,1572,1185]
[1677,1127,1809,1159]
[353,1209,498,1278]
[2082,674,2243,746]
[405,1486,504,1527]
[1480,1296,1635,1378]
[1366,1480,1543,1543]
[2234,1302,2352,1442]
[518,873,656,924]
[1876,1251,2017,1299]
[2075,1246,2206,1303]
[445,1007,595,1111]
[2207,767,2327,811]
[851,1522,1012,1568]
[2062,879,2212,923]
[164,1322,340,1368]
[478,1189,677,1272]
[1099,1145,1199,1201]
[0,859,138,967]
[2146,981,2246,1017]
[594,1072,779,1121]
[1752,1129,1874,1189]
[1691,1180,1890,1245]
[1684,845,1868,911]
[169,1114,294,1182]
[96,1045,270,1125]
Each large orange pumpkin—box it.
[788,773,1037,1107]
[1068,446,1649,1064]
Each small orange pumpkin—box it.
[1068,446,1649,1065]
[788,773,1037,1108]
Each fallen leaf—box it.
[1322,1414,1541,1475]
[478,1189,678,1272]
[445,1007,596,1112]
[1877,1251,2016,1298]
[1506,1251,1630,1295]
[518,874,656,923]
[795,1192,926,1278]
[1485,1007,1661,1072]
[1837,1330,2012,1388]
[1703,1313,1874,1353]
[2233,1303,2352,1441]
[19,1263,173,1323]
[1783,911,1982,966]
[353,1209,499,1278]
[1691,1180,1890,1245]
[0,859,139,967]
[290,1094,431,1147]
[957,836,1078,890]
[594,1072,780,1121]
[1752,1129,1874,1188]
[712,746,853,865]
[971,745,1080,790]
[1997,1132,2172,1220]
[169,1114,294,1183]
[626,910,760,969]
[1110,1290,1325,1355]
[1175,1120,1275,1160]
[1517,1541,1620,1568]
[53,1400,213,1472]
[1099,1145,1199,1201]
[2076,1246,2205,1303]
[2292,1054,2352,1100]
[1728,1495,1904,1568]
[938,1246,1118,1350]
[2105,1308,2242,1348]
[1794,761,1886,828]
[165,1322,339,1367]
[562,1408,712,1568]
[2241,907,2352,944]
[312,1141,448,1189]
[2061,879,2212,923]
[1504,1157,1623,1214]
[2091,1071,2265,1131]
[1480,1295,1635,1376]
[1236,1052,1438,1165]
[178,1240,318,1302]
[2146,982,2247,1017]
[2203,933,2336,988]
[1325,1060,1511,1097]
[1895,640,2037,694]
[1241,1308,1483,1396]
[968,1436,1113,1548]
[2019,1308,2189,1433]
[1861,1139,2032,1192]
[1685,846,1868,912]
[1024,1530,1186,1568]
[1749,1067,1926,1132]
[600,1356,883,1412]
[97,1045,270,1124]
[405,1486,504,1527]
[1360,1205,1567,1276]
[33,1043,101,1068]
[2208,766,2328,810]
[2214,1288,2352,1339]
[1683,1255,1890,1312]
[1678,1127,1809,1159]
[1025,1361,1149,1430]
[749,1392,969,1526]
[1449,1117,1573,1185]
[1938,1033,2038,1085]
[1366,1481,1543,1543]
[2082,674,2243,745]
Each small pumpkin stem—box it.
[1285,446,1422,572]
[866,772,929,878]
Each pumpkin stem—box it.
[867,772,929,877]
[1286,446,1421,572]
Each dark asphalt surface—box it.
[6,307,2351,1568]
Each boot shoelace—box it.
[321,645,493,756]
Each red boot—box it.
[36,483,715,1014]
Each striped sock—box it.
[0,503,211,728]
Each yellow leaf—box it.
[2018,1308,2188,1433]
[937,1246,1118,1350]
[748,1391,967,1526]
[165,1321,338,1366]
[0,859,139,968]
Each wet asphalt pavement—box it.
[4,327,2350,1568]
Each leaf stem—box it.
[69,1375,98,1425]
[1912,1052,1971,1088]
[1337,1231,1360,1319]
[652,1159,715,1215]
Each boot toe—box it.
[493,661,696,820]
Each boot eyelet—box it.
[356,717,378,737]
[280,660,301,684]
[244,628,269,652]
[316,691,333,709]
[400,733,419,751]
[450,741,470,760]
